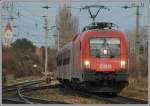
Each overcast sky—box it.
[1,0,149,47]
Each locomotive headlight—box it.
[120,60,126,69]
[84,60,90,68]
[103,49,107,55]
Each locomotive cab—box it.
[80,22,129,93]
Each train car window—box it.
[62,51,65,65]
[57,55,59,66]
[63,51,66,65]
[59,54,62,66]
[90,38,120,58]
[56,56,59,66]
[67,50,70,64]
[62,49,70,65]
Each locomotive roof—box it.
[82,22,119,32]
[82,28,123,33]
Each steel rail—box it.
[3,80,43,88]
[110,96,148,104]
[2,98,28,104]
[22,96,70,104]
[3,80,44,92]
[21,84,61,92]
[17,88,33,104]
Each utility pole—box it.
[135,5,141,79]
[132,3,144,79]
[122,3,144,78]
[43,15,49,81]
[42,6,51,83]
[57,27,59,51]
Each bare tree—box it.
[127,26,148,77]
[56,4,79,48]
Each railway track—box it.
[3,80,148,104]
[3,80,68,104]
[60,85,148,104]
[81,91,148,104]
[2,98,28,104]
[109,95,148,104]
[3,97,69,104]
[3,80,43,88]
[3,80,44,92]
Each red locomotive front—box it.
[81,30,128,73]
[77,23,129,94]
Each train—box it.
[55,22,129,95]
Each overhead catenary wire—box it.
[2,0,144,3]
[2,1,147,47]
[1,3,55,46]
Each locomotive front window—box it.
[90,38,120,58]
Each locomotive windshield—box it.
[90,38,120,58]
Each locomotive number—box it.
[100,64,112,69]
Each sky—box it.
[1,0,149,47]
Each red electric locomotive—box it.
[55,22,128,95]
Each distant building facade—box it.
[35,47,45,62]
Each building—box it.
[35,47,45,62]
